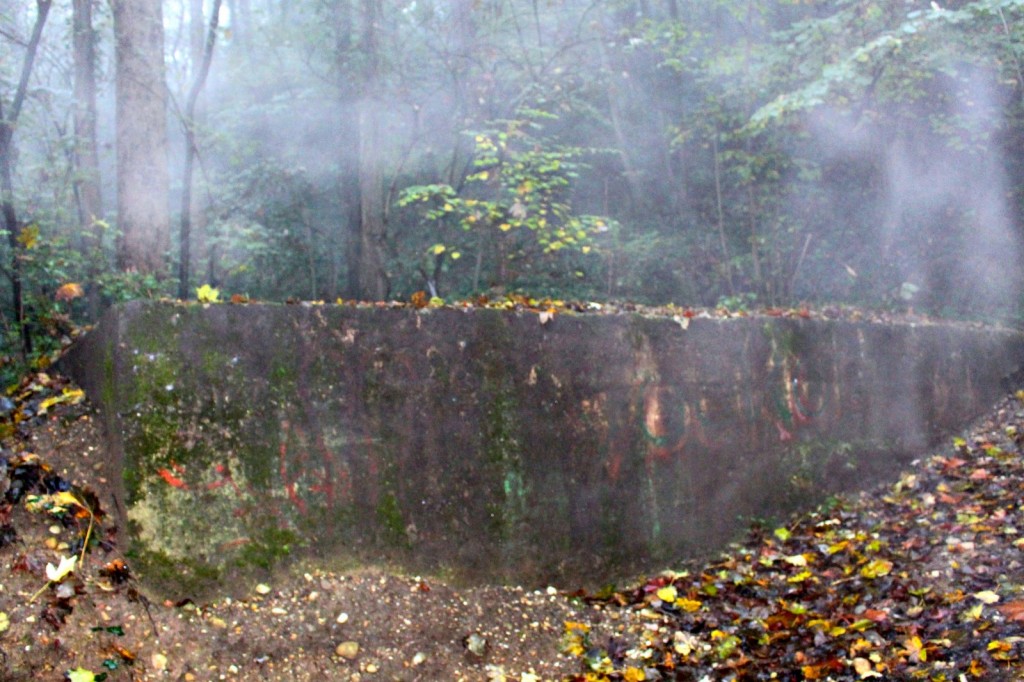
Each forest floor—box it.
[2,370,1024,681]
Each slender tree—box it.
[178,0,223,299]
[355,0,389,300]
[112,0,170,276]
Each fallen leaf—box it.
[46,554,77,582]
[157,468,187,489]
[973,590,1000,605]
[859,559,892,579]
[784,553,808,567]
[195,284,219,303]
[996,600,1024,621]
[969,468,992,481]
[655,585,677,602]
[66,668,104,682]
[852,657,882,678]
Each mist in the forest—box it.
[4,0,1024,319]
[798,61,1021,318]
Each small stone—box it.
[209,616,228,629]
[151,652,168,671]
[270,607,287,615]
[336,612,349,624]
[255,583,271,595]
[410,652,426,666]
[48,525,61,535]
[365,663,378,674]
[336,641,359,659]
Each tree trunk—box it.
[354,0,388,300]
[73,0,104,319]
[178,0,222,300]
[112,0,170,276]
[72,0,103,239]
[357,98,388,300]
[340,102,362,300]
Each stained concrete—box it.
[59,301,1024,594]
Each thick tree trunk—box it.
[72,0,103,238]
[73,0,104,319]
[112,0,170,276]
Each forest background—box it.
[2,0,1024,378]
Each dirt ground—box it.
[4,372,1024,681]
[0,388,620,682]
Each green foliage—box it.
[397,111,614,295]
[3,0,1024,328]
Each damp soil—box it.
[0,397,617,682]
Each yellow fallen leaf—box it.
[656,585,677,602]
[622,667,646,682]
[66,668,99,682]
[37,387,85,415]
[903,635,926,662]
[787,570,813,583]
[973,590,1000,605]
[675,597,702,612]
[46,554,77,582]
[860,559,892,579]
[195,284,220,303]
[784,554,808,567]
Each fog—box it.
[2,0,1023,320]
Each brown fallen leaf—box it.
[996,600,1024,622]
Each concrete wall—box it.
[59,302,1024,594]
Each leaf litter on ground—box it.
[562,391,1024,681]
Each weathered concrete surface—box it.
[59,301,1024,594]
